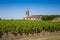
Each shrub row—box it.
[0,20,60,36]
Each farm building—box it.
[53,17,60,21]
[24,8,42,20]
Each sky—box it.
[0,0,60,19]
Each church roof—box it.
[25,15,42,18]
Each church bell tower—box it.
[25,8,29,17]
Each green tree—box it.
[42,15,60,20]
[0,18,1,20]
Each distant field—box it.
[0,20,60,36]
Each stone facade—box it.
[24,8,42,20]
[53,17,60,21]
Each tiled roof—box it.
[25,15,42,18]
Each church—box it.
[24,8,42,20]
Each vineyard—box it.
[0,20,60,37]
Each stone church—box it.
[24,8,42,20]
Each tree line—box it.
[42,15,60,20]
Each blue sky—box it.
[0,0,60,19]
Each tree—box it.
[0,18,1,20]
[42,16,49,20]
[42,15,60,20]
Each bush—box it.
[0,20,60,37]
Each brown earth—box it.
[0,31,60,40]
